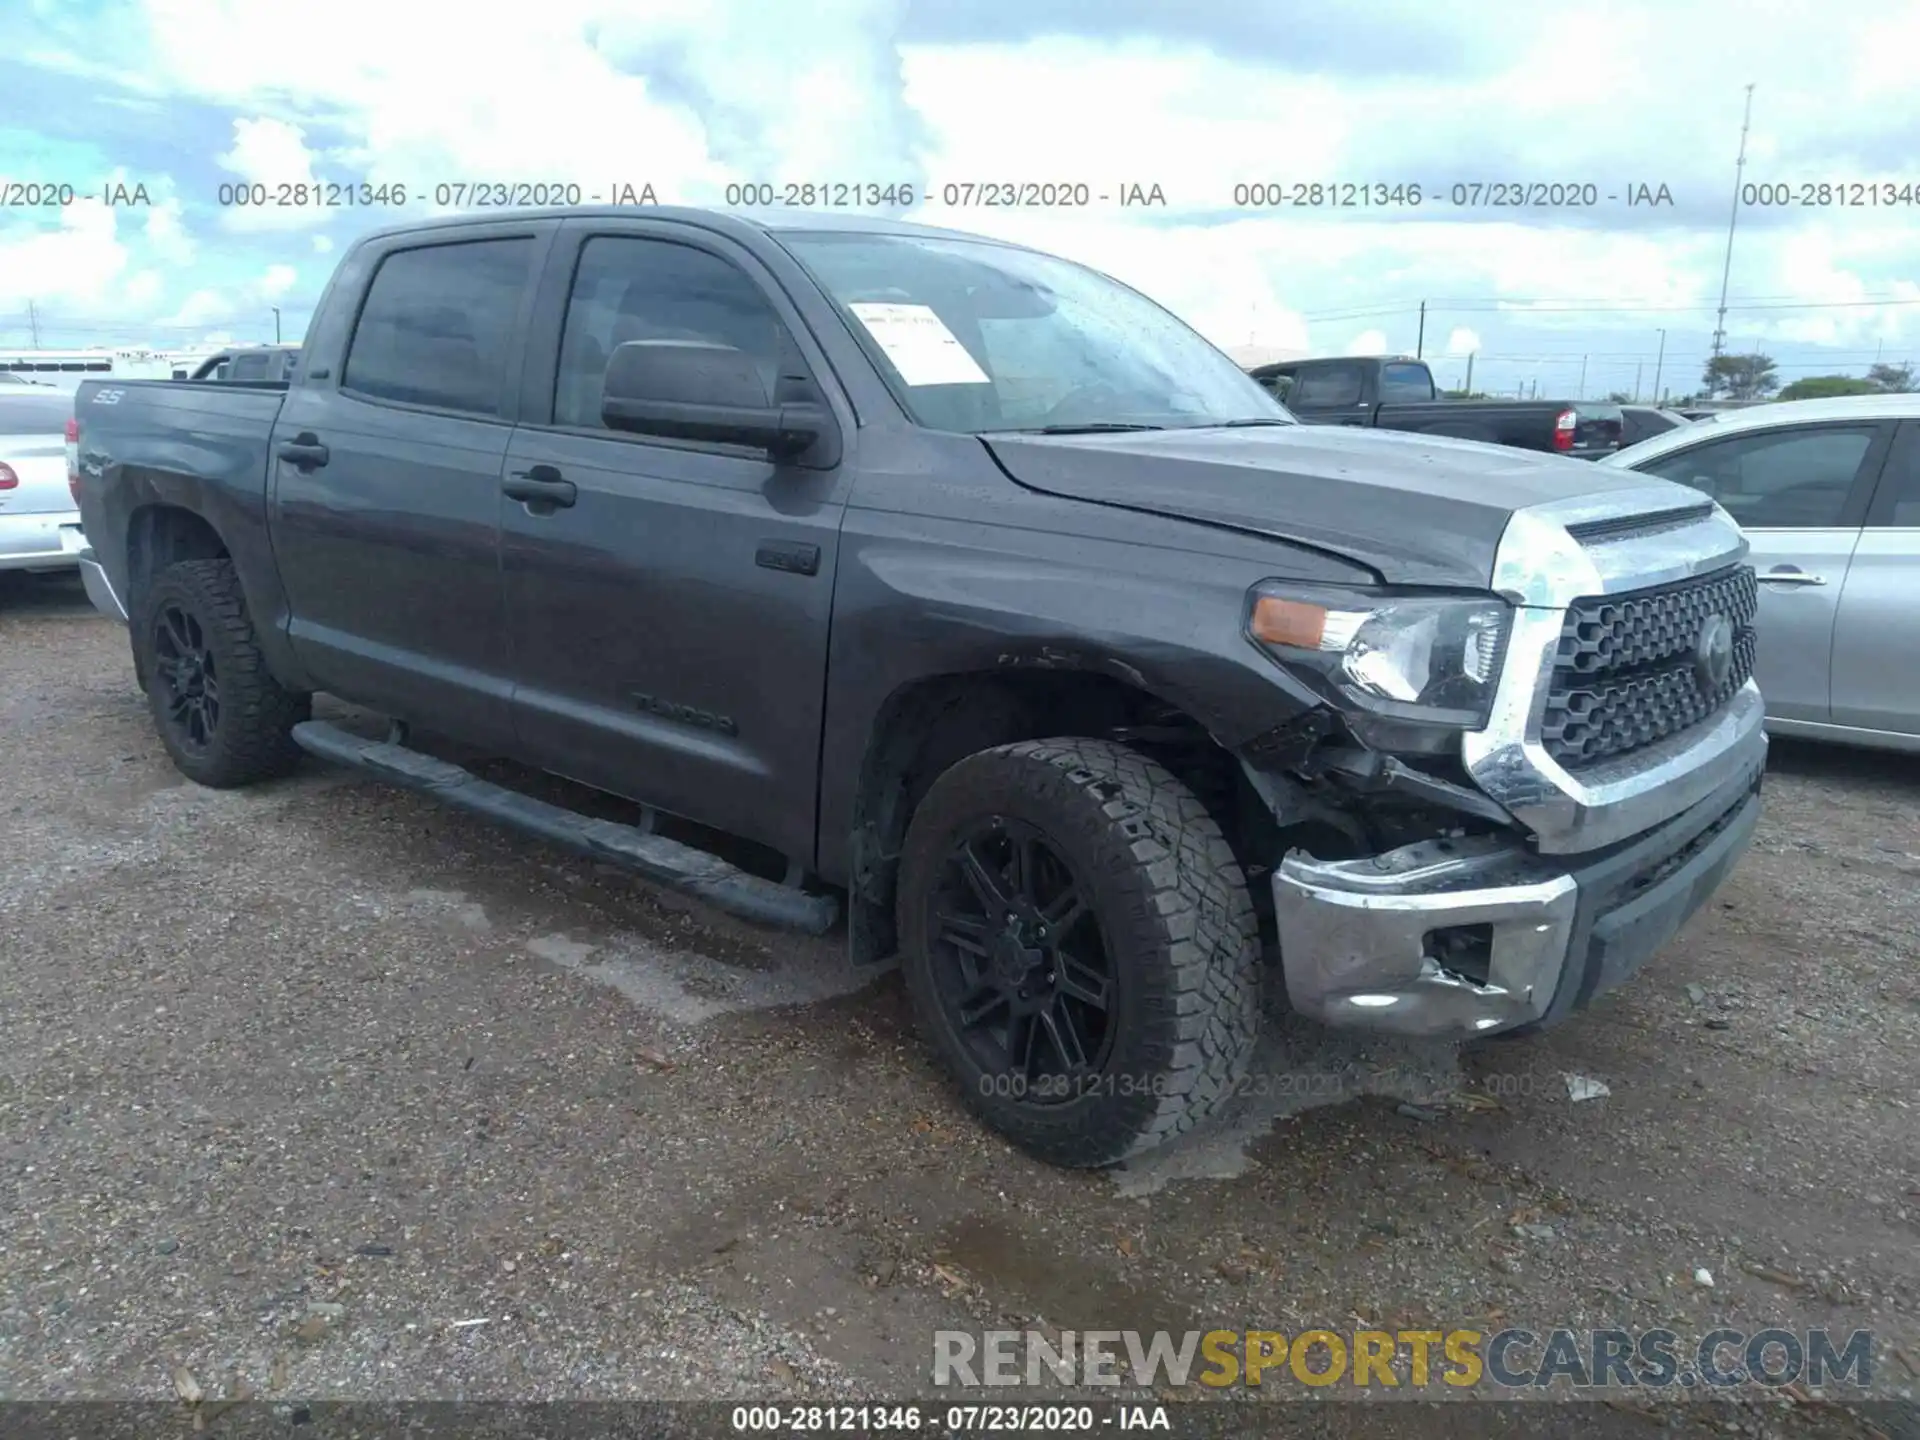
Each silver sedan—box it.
[1601,392,1920,753]
[0,389,84,582]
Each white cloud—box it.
[5,0,1916,387]
[218,116,317,186]
[157,288,234,327]
[1344,329,1390,355]
[260,263,297,299]
[0,199,128,309]
[214,116,328,231]
[143,195,195,264]
[125,270,164,308]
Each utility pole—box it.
[1464,352,1474,395]
[26,300,40,348]
[1653,329,1666,402]
[1634,362,1642,402]
[1712,83,1756,360]
[1416,301,1426,359]
[1578,355,1587,400]
[272,307,282,343]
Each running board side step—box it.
[291,720,840,936]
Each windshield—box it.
[777,230,1294,434]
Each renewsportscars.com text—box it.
[934,1327,1875,1391]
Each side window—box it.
[1291,363,1364,406]
[1379,363,1433,403]
[342,238,535,416]
[554,237,788,432]
[1867,423,1920,528]
[1637,424,1879,529]
[229,353,267,381]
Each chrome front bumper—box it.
[1272,754,1764,1039]
[1272,485,1770,1040]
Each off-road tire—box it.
[897,737,1261,1168]
[135,558,310,788]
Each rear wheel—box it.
[135,558,310,787]
[897,737,1260,1168]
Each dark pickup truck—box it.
[185,345,302,383]
[69,208,1765,1168]
[1250,355,1624,459]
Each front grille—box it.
[1541,564,1758,769]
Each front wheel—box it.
[134,558,310,788]
[897,738,1261,1168]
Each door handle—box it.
[1758,570,1826,587]
[277,434,329,469]
[503,467,577,508]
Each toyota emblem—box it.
[1694,613,1735,692]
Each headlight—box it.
[1246,582,1511,728]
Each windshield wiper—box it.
[1016,422,1168,434]
[1201,418,1295,428]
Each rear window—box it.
[1290,362,1366,406]
[1379,362,1433,402]
[0,393,73,436]
[342,238,535,416]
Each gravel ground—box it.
[2,571,1917,1437]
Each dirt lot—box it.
[3,570,1917,1436]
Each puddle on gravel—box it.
[1110,1021,1465,1197]
[402,887,495,932]
[526,930,876,1026]
[932,1214,1200,1334]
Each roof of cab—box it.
[348,205,1024,251]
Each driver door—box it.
[1631,419,1896,723]
[497,221,856,868]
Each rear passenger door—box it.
[1830,420,1920,736]
[498,220,856,867]
[1632,419,1895,723]
[269,222,555,749]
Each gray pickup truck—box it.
[69,208,1766,1167]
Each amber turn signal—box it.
[1249,595,1329,649]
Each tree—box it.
[1443,388,1490,399]
[1779,375,1880,401]
[1605,390,1634,404]
[1867,361,1916,393]
[1701,352,1778,400]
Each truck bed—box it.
[72,378,292,624]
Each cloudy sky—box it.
[2,0,1916,401]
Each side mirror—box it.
[601,341,830,461]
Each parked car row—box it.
[1249,354,1624,458]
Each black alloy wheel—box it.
[925,817,1115,1098]
[152,601,221,751]
[897,737,1261,1168]
[135,558,310,788]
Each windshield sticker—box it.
[848,302,991,386]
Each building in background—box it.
[0,348,176,383]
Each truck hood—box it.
[982,424,1673,588]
